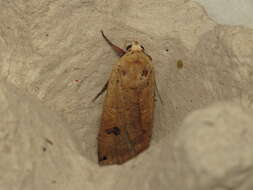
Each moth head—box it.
[126,41,145,52]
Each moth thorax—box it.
[131,41,143,51]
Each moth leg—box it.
[101,30,126,57]
[92,81,108,102]
[155,80,163,104]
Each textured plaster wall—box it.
[0,0,253,189]
[195,0,253,28]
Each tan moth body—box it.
[96,31,155,165]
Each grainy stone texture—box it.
[195,0,253,28]
[0,81,93,190]
[0,0,253,189]
[173,102,253,190]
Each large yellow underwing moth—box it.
[94,30,156,165]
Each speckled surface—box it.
[195,0,253,28]
[0,0,253,189]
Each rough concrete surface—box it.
[0,0,253,189]
[195,0,253,28]
[173,101,253,190]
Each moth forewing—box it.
[97,32,155,165]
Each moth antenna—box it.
[92,81,108,102]
[155,80,163,105]
[101,30,126,57]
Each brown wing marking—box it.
[134,70,155,154]
[97,67,131,165]
[98,63,155,165]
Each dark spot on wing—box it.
[112,127,120,135]
[106,127,121,136]
[122,70,126,76]
[99,156,107,161]
[141,69,148,77]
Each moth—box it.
[94,30,160,165]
